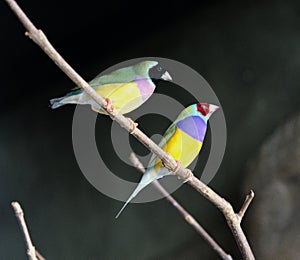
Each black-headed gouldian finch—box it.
[50,60,172,114]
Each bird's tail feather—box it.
[115,173,154,219]
[115,199,132,219]
[50,94,82,109]
[49,97,66,109]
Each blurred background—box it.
[1,0,300,259]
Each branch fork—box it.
[129,152,233,260]
[237,190,255,222]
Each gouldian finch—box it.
[50,60,172,114]
[116,103,219,218]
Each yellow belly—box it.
[155,128,202,170]
[96,82,143,114]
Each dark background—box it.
[1,0,300,259]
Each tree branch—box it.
[129,153,232,260]
[237,190,255,220]
[5,0,255,258]
[11,202,45,260]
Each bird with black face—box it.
[50,60,172,114]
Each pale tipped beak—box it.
[209,104,220,113]
[161,71,172,81]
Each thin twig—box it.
[237,190,255,220]
[11,202,45,260]
[129,153,233,260]
[4,1,255,258]
[35,251,46,260]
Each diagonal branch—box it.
[129,153,233,260]
[11,202,45,260]
[4,1,255,258]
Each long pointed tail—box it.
[115,171,157,218]
[115,187,142,219]
[115,199,132,219]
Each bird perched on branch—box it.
[50,60,172,114]
[116,103,219,218]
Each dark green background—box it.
[1,0,300,259]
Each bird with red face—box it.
[116,103,219,218]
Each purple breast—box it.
[135,76,155,101]
[176,116,207,142]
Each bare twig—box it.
[35,251,46,260]
[129,153,232,260]
[237,190,255,220]
[5,1,255,258]
[11,202,45,260]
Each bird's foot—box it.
[104,98,115,113]
[183,169,194,183]
[173,160,181,174]
[128,118,138,134]
[162,159,181,174]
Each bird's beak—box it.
[161,71,172,81]
[209,104,220,113]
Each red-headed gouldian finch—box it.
[50,60,172,114]
[116,103,219,218]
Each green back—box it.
[67,61,158,96]
[91,60,158,86]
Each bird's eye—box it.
[157,66,162,71]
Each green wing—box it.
[66,61,157,96]
[147,123,177,168]
[90,61,157,86]
[66,66,137,96]
[160,123,177,148]
[90,66,137,86]
[146,106,194,169]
